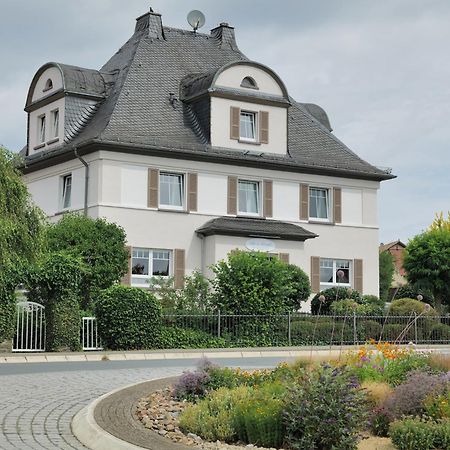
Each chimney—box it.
[210,22,238,50]
[135,8,165,40]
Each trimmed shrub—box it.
[211,251,309,315]
[290,319,354,345]
[311,287,362,315]
[284,365,368,450]
[46,293,81,351]
[362,294,385,308]
[389,298,436,316]
[382,323,420,343]
[158,326,226,349]
[390,418,450,450]
[331,299,384,316]
[359,320,383,341]
[383,371,449,418]
[283,264,311,311]
[428,323,450,342]
[0,290,15,342]
[95,285,162,350]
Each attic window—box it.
[240,76,258,90]
[43,79,53,92]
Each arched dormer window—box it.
[240,76,258,90]
[43,79,53,92]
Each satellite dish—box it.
[187,10,205,32]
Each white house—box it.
[20,8,394,308]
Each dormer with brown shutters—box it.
[181,59,290,156]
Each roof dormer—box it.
[24,62,109,155]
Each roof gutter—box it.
[74,147,89,217]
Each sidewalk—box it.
[1,344,448,363]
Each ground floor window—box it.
[320,258,351,291]
[131,248,172,287]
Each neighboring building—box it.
[379,240,407,287]
[20,9,394,309]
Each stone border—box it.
[72,376,191,450]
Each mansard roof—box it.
[21,9,394,181]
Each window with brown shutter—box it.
[310,256,320,293]
[121,245,132,286]
[333,187,342,224]
[300,184,309,221]
[147,168,159,208]
[263,180,273,218]
[230,107,240,140]
[187,173,198,212]
[174,249,185,289]
[227,176,238,215]
[259,111,269,143]
[279,253,289,264]
[353,259,363,293]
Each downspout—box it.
[74,147,89,217]
[197,233,206,276]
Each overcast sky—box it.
[1,0,449,244]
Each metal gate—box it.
[81,317,102,350]
[12,301,46,352]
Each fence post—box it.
[353,312,357,346]
[217,310,221,339]
[414,312,418,344]
[288,312,291,346]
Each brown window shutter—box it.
[259,111,269,144]
[263,179,273,218]
[333,187,342,224]
[148,168,159,208]
[310,256,320,293]
[227,176,238,215]
[354,259,363,293]
[174,249,185,289]
[121,246,132,286]
[279,253,289,264]
[230,107,240,140]
[187,173,198,212]
[300,184,309,220]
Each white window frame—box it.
[131,248,172,287]
[309,186,331,222]
[239,110,258,142]
[50,109,59,139]
[159,171,186,211]
[61,174,72,210]
[37,114,46,144]
[238,178,261,216]
[319,258,352,291]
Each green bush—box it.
[369,407,391,437]
[424,391,450,420]
[389,298,436,316]
[158,326,226,349]
[311,287,362,315]
[331,299,384,316]
[390,418,450,450]
[290,319,355,345]
[358,320,383,341]
[284,365,368,450]
[394,285,434,306]
[46,293,81,351]
[95,285,162,350]
[382,323,419,343]
[283,264,311,311]
[211,251,309,315]
[379,251,395,302]
[362,294,386,308]
[427,323,450,342]
[0,288,15,342]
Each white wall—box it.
[210,97,288,155]
[342,188,363,226]
[31,67,63,102]
[272,180,299,221]
[121,165,147,208]
[197,173,228,215]
[214,65,284,96]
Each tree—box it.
[0,146,45,341]
[379,251,395,302]
[403,220,450,309]
[45,214,128,307]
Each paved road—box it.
[0,357,291,450]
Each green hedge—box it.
[311,287,362,315]
[46,294,81,351]
[0,292,15,342]
[95,285,162,350]
[159,326,226,349]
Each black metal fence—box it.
[162,313,450,347]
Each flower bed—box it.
[136,345,450,450]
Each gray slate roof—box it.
[196,217,318,241]
[22,10,394,182]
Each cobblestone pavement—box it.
[0,365,183,450]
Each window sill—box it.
[158,207,188,214]
[33,143,45,150]
[308,219,333,225]
[238,139,261,146]
[46,137,59,145]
